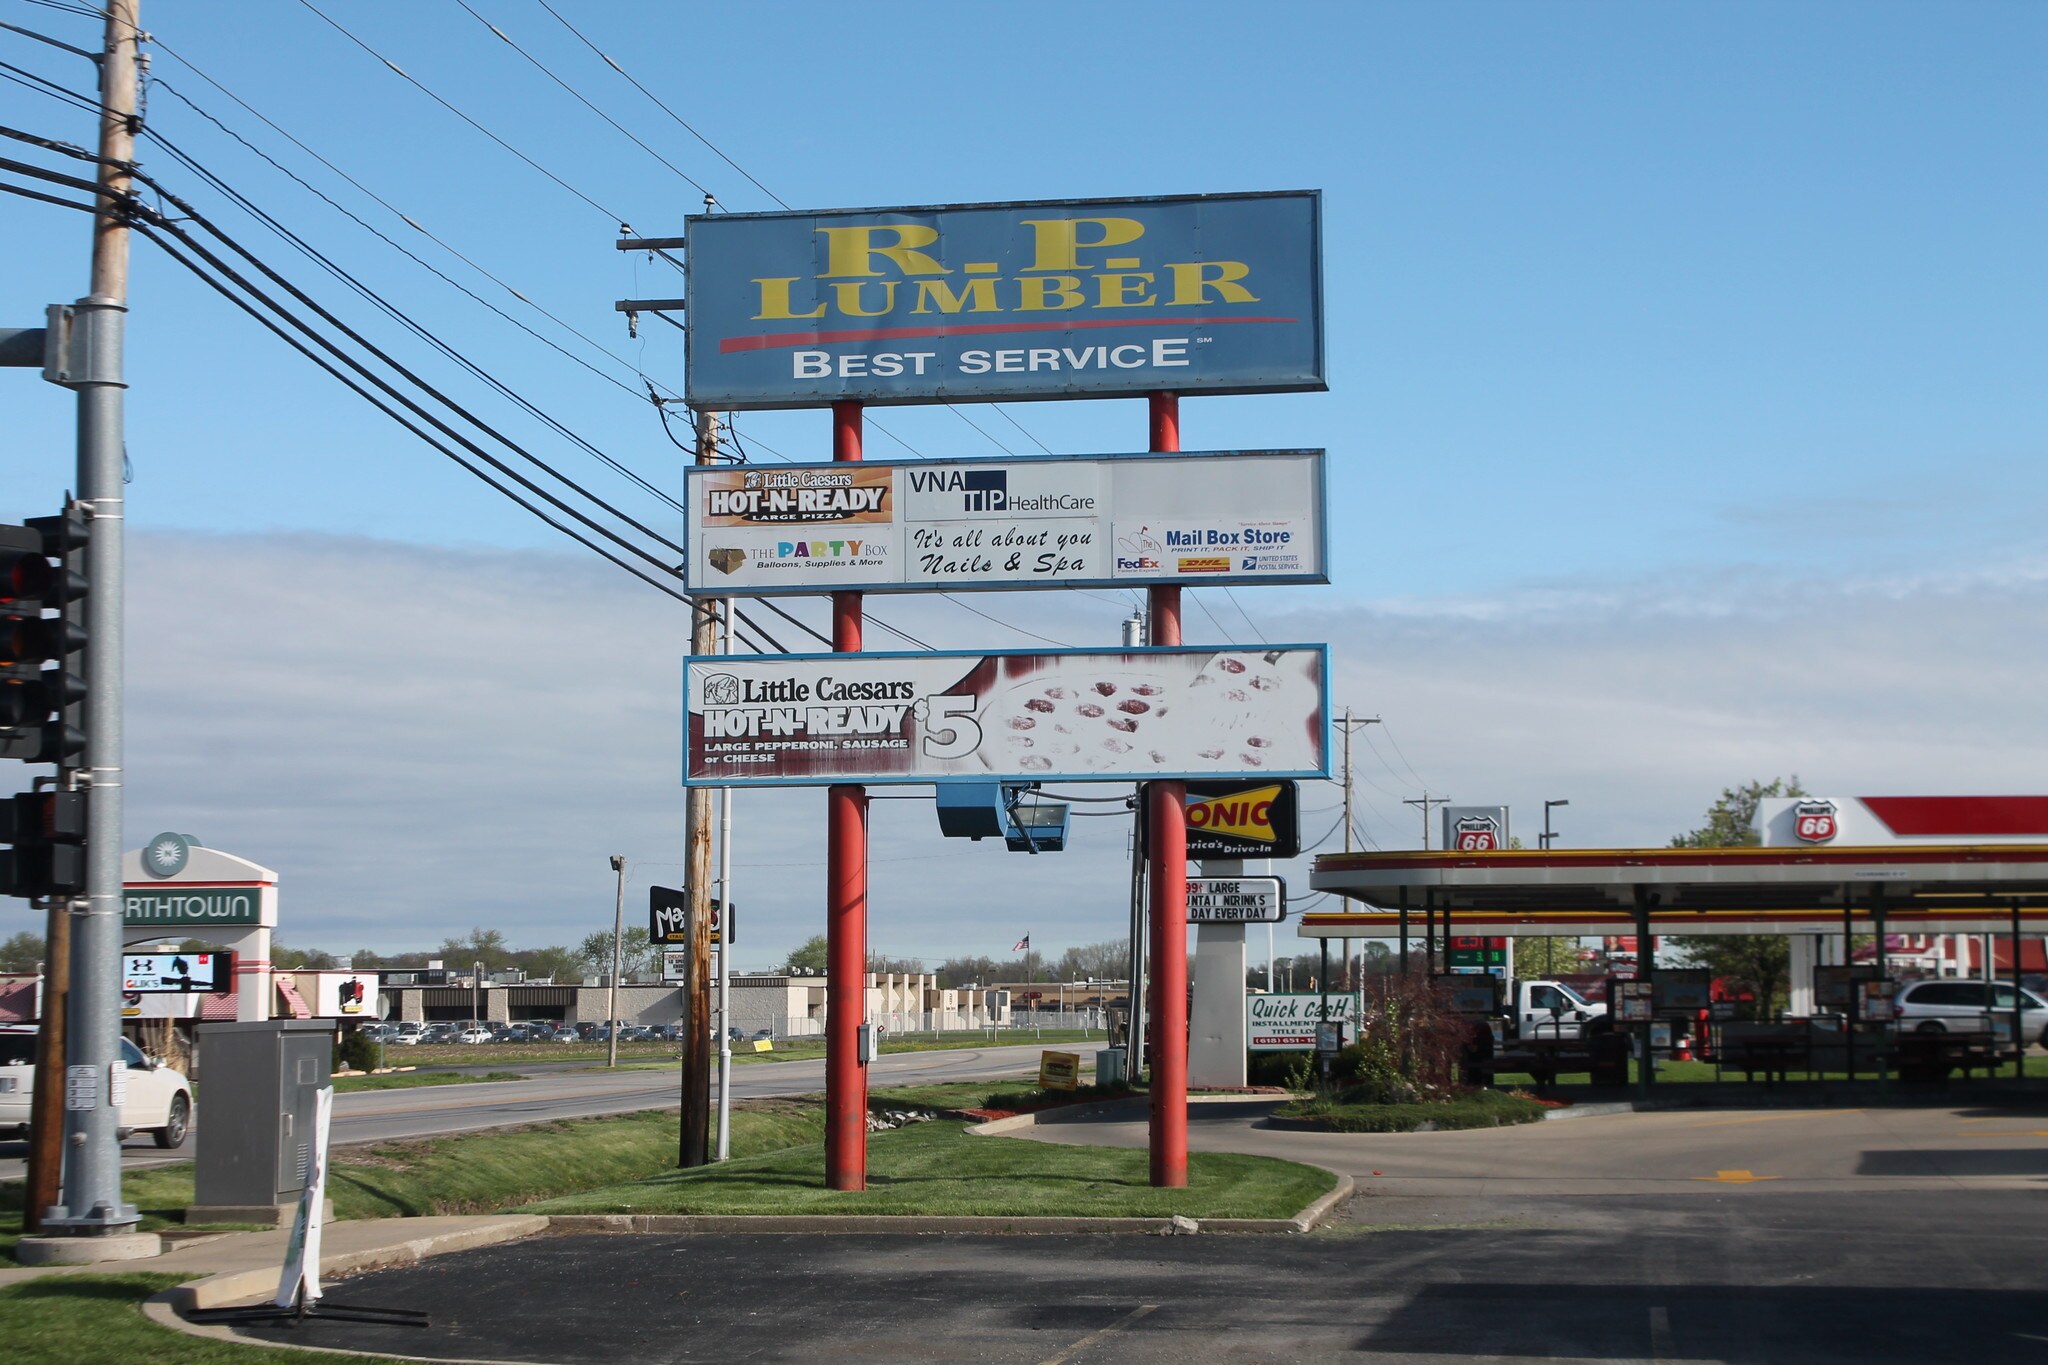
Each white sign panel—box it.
[1187,876,1285,923]
[1247,993,1357,1051]
[685,450,1325,596]
[686,645,1330,787]
[310,972,379,1019]
[661,947,690,983]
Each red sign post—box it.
[826,400,869,1190]
[1147,391,1189,1188]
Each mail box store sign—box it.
[684,192,1324,408]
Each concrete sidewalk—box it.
[1,1214,549,1301]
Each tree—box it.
[0,931,46,972]
[866,953,927,976]
[1667,777,1808,1015]
[577,926,655,981]
[1054,940,1130,982]
[781,935,828,976]
[516,945,581,983]
[437,927,513,972]
[936,954,1000,988]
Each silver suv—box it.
[1893,979,2048,1047]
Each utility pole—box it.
[1333,710,1380,854]
[1402,793,1450,850]
[44,0,141,1240]
[680,409,720,1167]
[606,857,625,1067]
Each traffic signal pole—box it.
[826,399,869,1190]
[1147,392,1188,1188]
[40,0,141,1237]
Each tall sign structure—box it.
[673,191,1328,1189]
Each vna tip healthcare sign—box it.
[684,191,1323,410]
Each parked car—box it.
[0,1027,193,1149]
[456,1027,493,1044]
[1893,979,2048,1046]
[382,1029,420,1046]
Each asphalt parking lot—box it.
[222,1102,2048,1364]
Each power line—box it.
[532,0,791,211]
[145,76,682,406]
[135,120,691,519]
[294,0,630,227]
[451,0,715,202]
[1378,722,1433,791]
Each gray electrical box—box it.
[190,1019,334,1224]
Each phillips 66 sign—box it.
[684,191,1323,409]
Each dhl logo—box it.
[1185,784,1281,843]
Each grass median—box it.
[530,1116,1332,1220]
[1,1274,388,1365]
[329,1070,522,1093]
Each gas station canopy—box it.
[1306,845,2048,937]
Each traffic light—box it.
[0,788,86,899]
[0,509,88,764]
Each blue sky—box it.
[2,2,2044,965]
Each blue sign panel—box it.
[684,191,1323,410]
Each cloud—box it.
[109,531,2048,965]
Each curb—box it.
[1542,1101,1635,1121]
[543,1179,1352,1238]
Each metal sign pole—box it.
[1146,391,1189,1189]
[826,400,869,1191]
[53,0,141,1235]
[715,600,735,1160]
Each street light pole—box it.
[607,855,626,1068]
[1542,799,1570,850]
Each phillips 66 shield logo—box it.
[1452,816,1502,851]
[1792,799,1839,843]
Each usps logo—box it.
[1452,816,1502,851]
[1792,799,1839,843]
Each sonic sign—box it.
[684,192,1324,409]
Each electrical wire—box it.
[127,218,696,605]
[1187,590,1238,645]
[1221,586,1268,643]
[0,175,93,212]
[1377,722,1433,790]
[452,0,715,202]
[137,121,691,520]
[146,78,680,407]
[532,0,790,211]
[938,595,1073,648]
[0,56,98,112]
[128,162,690,567]
[132,39,684,401]
[295,0,630,227]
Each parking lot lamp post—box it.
[1542,799,1569,850]
[472,961,481,1031]
[607,855,626,1068]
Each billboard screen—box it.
[685,191,1323,409]
[686,450,1324,596]
[685,645,1329,786]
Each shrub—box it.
[1247,1050,1313,1089]
[334,1028,380,1074]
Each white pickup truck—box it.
[1502,978,1610,1041]
[0,1026,193,1148]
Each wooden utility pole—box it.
[680,411,720,1167]
[23,911,69,1232]
[1403,792,1449,850]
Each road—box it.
[222,1098,2048,1363]
[0,1043,1053,1181]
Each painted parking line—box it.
[1038,1303,1158,1365]
[1687,1110,1862,1129]
[1693,1170,1779,1183]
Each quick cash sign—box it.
[686,450,1324,596]
[684,191,1323,409]
[685,645,1330,787]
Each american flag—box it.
[1013,935,1031,952]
